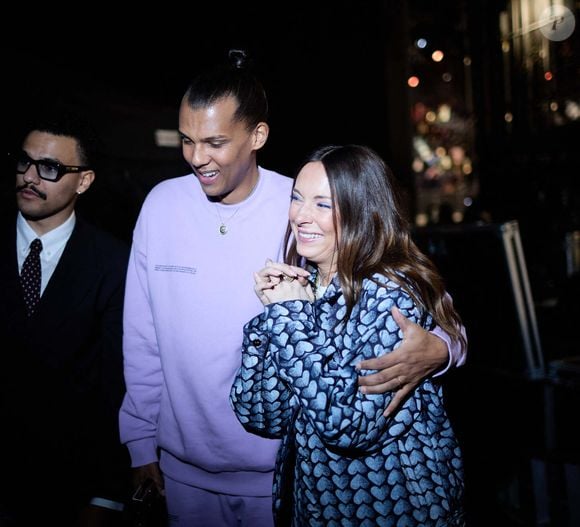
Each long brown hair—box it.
[284,144,465,346]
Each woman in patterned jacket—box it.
[230,144,466,526]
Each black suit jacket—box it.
[0,215,131,522]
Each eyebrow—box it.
[178,131,229,142]
[21,150,62,165]
[292,188,332,200]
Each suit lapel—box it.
[39,220,97,326]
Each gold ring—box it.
[283,275,296,282]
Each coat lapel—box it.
[37,220,97,326]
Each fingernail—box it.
[359,386,367,394]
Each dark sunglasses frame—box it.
[11,151,91,182]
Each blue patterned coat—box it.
[230,273,465,526]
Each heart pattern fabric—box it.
[231,274,465,526]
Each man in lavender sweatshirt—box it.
[119,50,466,526]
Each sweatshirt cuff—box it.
[126,437,159,467]
[430,325,463,376]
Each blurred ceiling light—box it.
[440,155,452,170]
[452,211,463,223]
[438,104,451,122]
[408,76,420,88]
[412,158,425,172]
[415,213,429,227]
[432,50,444,62]
[565,100,580,120]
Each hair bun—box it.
[228,49,248,69]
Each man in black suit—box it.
[0,109,131,526]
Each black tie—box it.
[20,238,43,316]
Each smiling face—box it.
[16,131,94,235]
[289,161,339,280]
[178,95,268,205]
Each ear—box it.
[251,122,269,152]
[75,170,95,196]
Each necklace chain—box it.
[214,175,260,235]
[314,271,330,299]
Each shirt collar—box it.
[17,211,76,259]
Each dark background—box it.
[6,1,580,525]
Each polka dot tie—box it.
[20,238,43,317]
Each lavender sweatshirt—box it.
[119,168,293,496]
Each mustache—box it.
[16,183,47,201]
